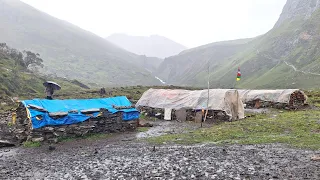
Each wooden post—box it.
[202,60,210,125]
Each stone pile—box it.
[0,112,16,147]
[9,104,138,144]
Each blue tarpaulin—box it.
[21,96,139,129]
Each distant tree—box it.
[0,43,44,70]
[22,50,44,69]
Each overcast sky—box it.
[21,0,287,48]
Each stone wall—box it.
[138,106,231,122]
[10,104,138,144]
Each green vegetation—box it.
[23,141,41,148]
[0,44,90,112]
[148,110,320,150]
[305,90,320,107]
[137,127,149,132]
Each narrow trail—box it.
[283,61,320,76]
[257,50,320,76]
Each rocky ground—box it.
[0,141,319,180]
[0,120,319,180]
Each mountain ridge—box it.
[106,33,187,59]
[156,0,320,89]
[0,0,161,86]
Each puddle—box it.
[136,121,178,138]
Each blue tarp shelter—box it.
[21,96,139,129]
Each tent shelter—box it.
[8,96,139,144]
[136,89,244,121]
[237,89,307,109]
[20,96,139,129]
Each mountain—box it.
[156,0,320,89]
[156,38,254,86]
[0,0,161,87]
[106,34,187,59]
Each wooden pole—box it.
[202,60,210,124]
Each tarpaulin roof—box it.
[22,96,139,129]
[237,89,307,104]
[136,89,244,120]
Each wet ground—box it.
[0,119,319,180]
[136,119,208,138]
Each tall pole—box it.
[203,60,210,125]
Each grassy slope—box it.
[0,0,159,86]
[156,38,253,85]
[0,52,89,112]
[157,9,320,89]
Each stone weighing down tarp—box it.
[237,89,307,107]
[22,96,139,129]
[136,89,244,120]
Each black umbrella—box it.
[43,81,61,90]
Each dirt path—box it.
[257,50,320,76]
[283,61,320,76]
[0,120,319,180]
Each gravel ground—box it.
[0,136,319,180]
[0,117,319,180]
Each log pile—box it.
[9,104,137,144]
[289,91,307,108]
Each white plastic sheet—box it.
[237,89,307,104]
[136,89,244,120]
[164,108,172,120]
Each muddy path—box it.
[0,120,319,180]
[0,141,319,179]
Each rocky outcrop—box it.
[275,0,320,28]
[0,112,15,147]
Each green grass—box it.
[305,90,320,107]
[23,141,41,148]
[137,127,150,132]
[148,110,320,150]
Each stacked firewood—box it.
[289,91,306,108]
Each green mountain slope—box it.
[0,44,89,100]
[156,38,254,86]
[156,0,320,89]
[0,0,160,86]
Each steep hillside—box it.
[156,38,254,86]
[156,0,320,89]
[106,34,187,59]
[0,0,160,86]
[0,43,90,111]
